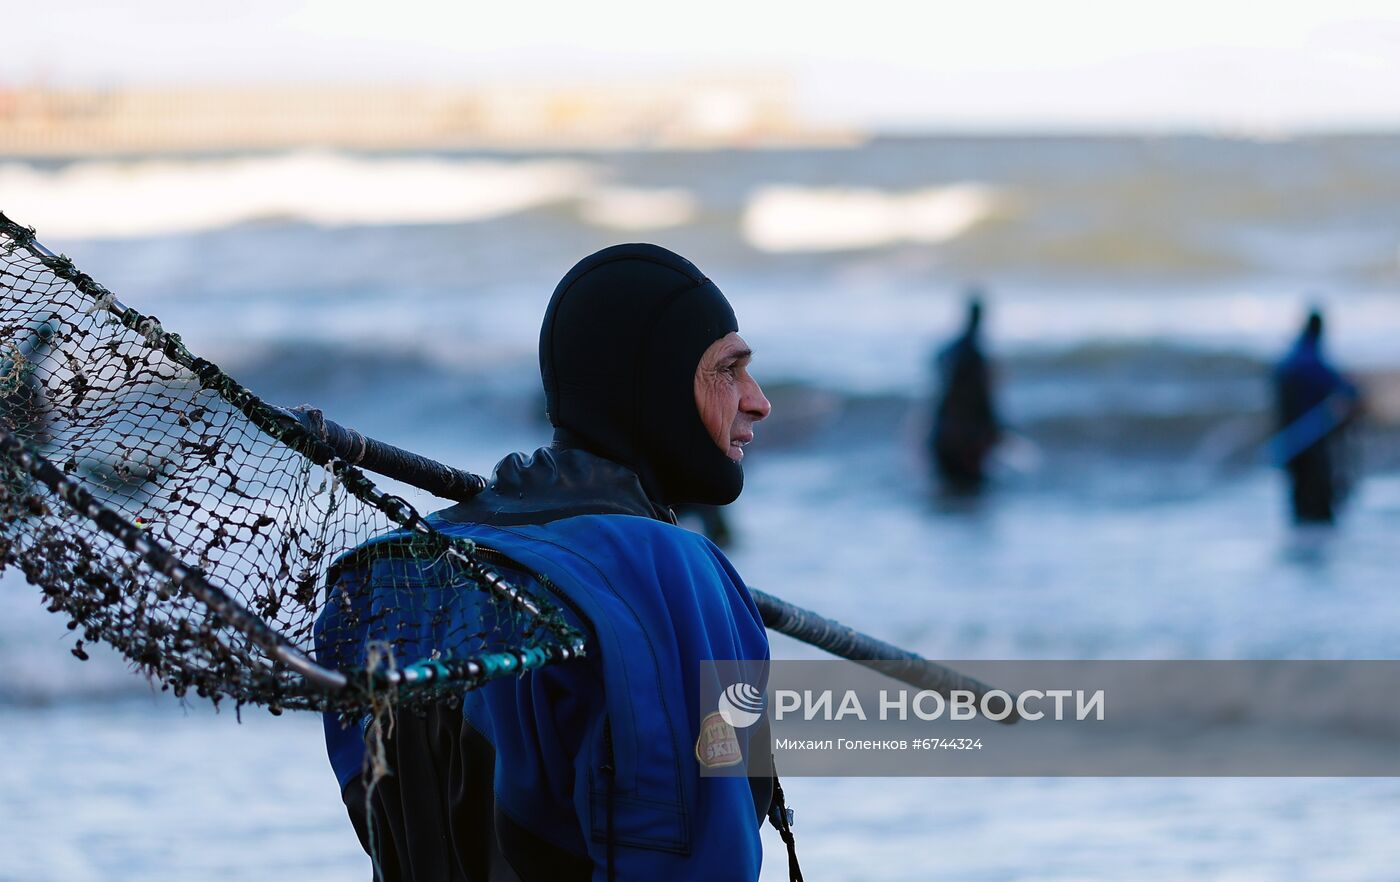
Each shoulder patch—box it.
[695,711,743,769]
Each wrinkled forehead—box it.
[702,332,752,365]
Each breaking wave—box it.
[741,183,1002,253]
[0,152,599,238]
[577,186,697,230]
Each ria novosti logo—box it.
[717,682,765,728]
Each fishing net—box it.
[0,212,586,713]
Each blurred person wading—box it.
[929,293,1001,493]
[1273,309,1362,524]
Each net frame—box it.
[0,212,587,712]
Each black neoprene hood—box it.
[540,243,742,507]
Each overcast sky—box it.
[8,0,1400,131]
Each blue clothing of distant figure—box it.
[1273,314,1360,523]
[316,448,772,882]
[1276,333,1351,426]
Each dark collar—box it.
[433,446,675,527]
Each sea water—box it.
[3,136,1400,881]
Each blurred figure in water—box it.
[1273,309,1362,524]
[673,502,734,547]
[929,291,1000,494]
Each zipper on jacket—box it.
[476,541,631,818]
[474,544,595,636]
[601,717,616,882]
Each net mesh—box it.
[0,213,584,713]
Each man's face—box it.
[694,332,771,463]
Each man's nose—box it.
[743,378,772,423]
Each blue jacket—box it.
[1276,330,1355,425]
[319,448,772,882]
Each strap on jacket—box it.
[767,774,803,882]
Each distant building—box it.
[0,78,854,155]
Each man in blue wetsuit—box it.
[1274,309,1362,524]
[320,244,790,881]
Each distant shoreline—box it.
[0,84,858,156]
[8,86,1400,157]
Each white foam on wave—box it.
[576,186,697,230]
[742,183,1000,253]
[0,152,597,239]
